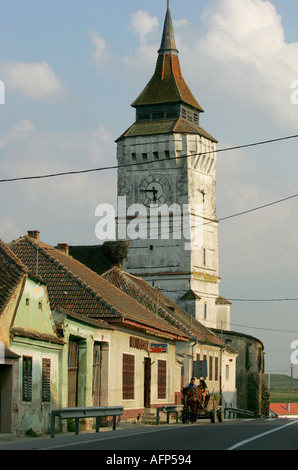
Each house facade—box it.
[0,239,63,435]
[8,231,191,427]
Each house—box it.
[9,231,191,421]
[70,242,238,407]
[0,238,64,435]
[102,266,238,407]
[270,403,298,419]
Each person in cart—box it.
[187,377,197,389]
[198,379,207,405]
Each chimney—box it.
[286,403,291,412]
[27,230,40,241]
[56,243,69,255]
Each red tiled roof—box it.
[0,238,27,316]
[103,267,225,347]
[270,403,298,415]
[9,235,187,339]
[132,54,204,112]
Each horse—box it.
[181,387,204,423]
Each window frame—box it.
[22,356,33,402]
[157,359,167,399]
[122,353,135,400]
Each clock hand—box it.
[140,186,158,201]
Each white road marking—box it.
[227,419,298,450]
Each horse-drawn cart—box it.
[182,388,224,424]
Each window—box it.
[153,152,159,160]
[23,356,33,402]
[25,298,30,306]
[203,354,207,379]
[204,303,207,320]
[122,354,135,399]
[209,356,213,381]
[203,248,206,266]
[226,364,230,382]
[42,358,51,402]
[158,360,167,399]
[214,356,219,381]
[142,153,148,162]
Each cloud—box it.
[89,30,109,69]
[123,10,160,79]
[0,119,34,149]
[0,61,64,99]
[0,121,116,244]
[197,0,298,130]
[129,10,159,42]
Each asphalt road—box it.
[1,418,298,454]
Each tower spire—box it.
[158,0,178,55]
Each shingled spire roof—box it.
[131,2,203,112]
[158,0,178,56]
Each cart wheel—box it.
[210,410,218,423]
[217,408,224,423]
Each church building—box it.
[116,1,231,331]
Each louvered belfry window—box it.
[42,358,51,402]
[22,356,33,402]
[158,360,167,399]
[122,354,135,399]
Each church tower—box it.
[116,2,231,330]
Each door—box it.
[0,365,12,433]
[68,341,79,407]
[92,343,101,407]
[144,357,151,408]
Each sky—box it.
[0,0,298,380]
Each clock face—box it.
[139,174,170,207]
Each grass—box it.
[269,390,298,403]
[264,373,298,403]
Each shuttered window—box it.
[68,341,79,407]
[23,356,32,402]
[214,356,219,381]
[158,360,167,399]
[92,343,101,407]
[209,356,213,381]
[122,354,135,400]
[42,358,51,402]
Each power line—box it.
[161,288,298,303]
[216,193,298,223]
[227,298,298,302]
[0,133,298,184]
[230,322,298,334]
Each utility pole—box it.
[290,364,294,396]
